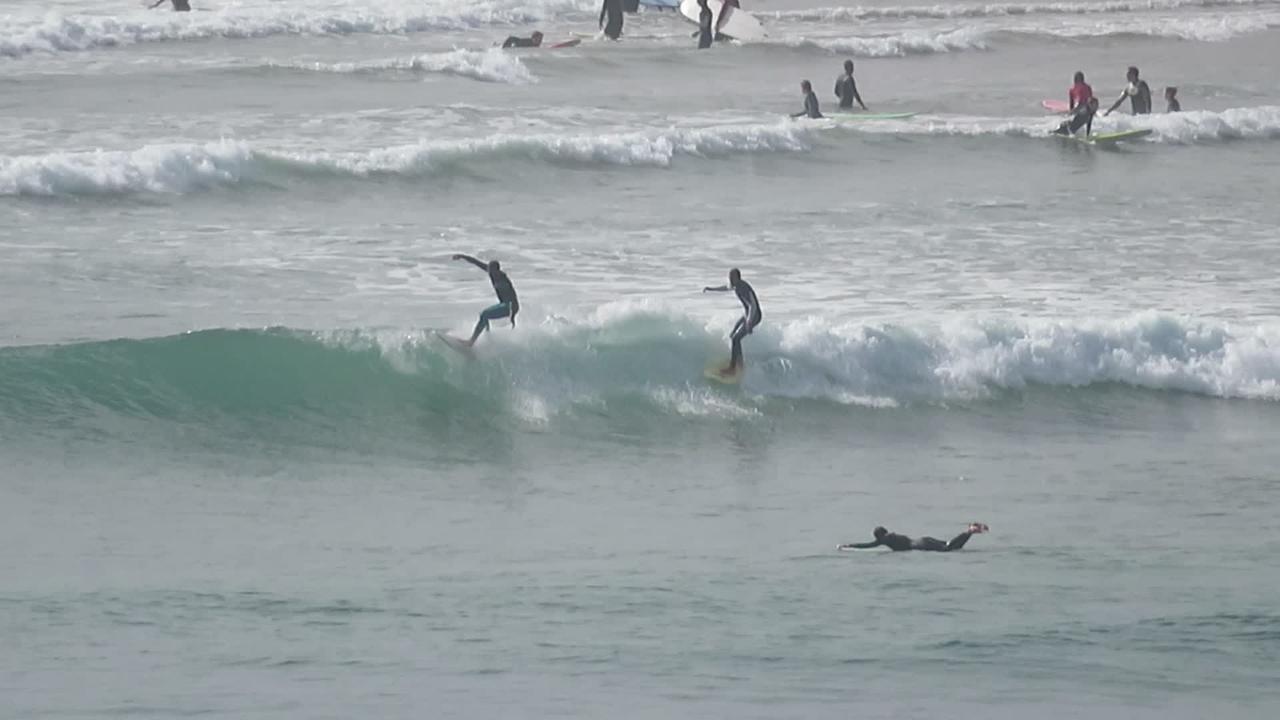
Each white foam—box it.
[0,0,592,58]
[0,141,254,196]
[278,49,537,85]
[789,28,990,57]
[769,0,1275,22]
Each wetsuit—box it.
[834,73,865,110]
[600,0,624,40]
[455,255,520,344]
[151,0,191,9]
[843,529,976,552]
[698,4,714,49]
[502,36,540,49]
[1167,97,1181,112]
[1118,80,1152,115]
[728,280,761,369]
[793,91,822,119]
[1054,103,1095,136]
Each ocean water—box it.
[3,0,1280,717]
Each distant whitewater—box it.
[4,108,1278,196]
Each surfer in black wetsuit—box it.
[791,80,823,119]
[1105,66,1152,116]
[452,254,520,346]
[599,0,625,40]
[703,268,761,375]
[834,59,868,111]
[502,31,544,48]
[696,0,714,49]
[150,0,191,9]
[839,523,988,552]
[1054,96,1099,137]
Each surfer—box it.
[149,0,190,9]
[791,80,823,119]
[502,31,544,48]
[697,0,714,49]
[834,59,868,111]
[838,523,989,552]
[1165,86,1181,112]
[1053,96,1099,137]
[599,0,625,40]
[703,268,761,375]
[1068,71,1093,112]
[1105,66,1152,116]
[451,254,520,346]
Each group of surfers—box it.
[1052,66,1180,138]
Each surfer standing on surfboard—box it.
[838,523,989,552]
[703,268,761,376]
[451,254,520,346]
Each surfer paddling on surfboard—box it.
[451,254,519,346]
[838,523,989,552]
[703,268,761,377]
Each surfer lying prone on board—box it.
[502,32,543,48]
[452,254,520,346]
[838,523,989,552]
[703,268,761,375]
[1053,97,1099,137]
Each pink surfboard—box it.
[1042,99,1070,113]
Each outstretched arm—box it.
[149,0,168,7]
[452,254,487,271]
[838,539,882,550]
[850,80,868,111]
[703,285,730,293]
[1105,91,1127,116]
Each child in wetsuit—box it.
[1165,87,1181,112]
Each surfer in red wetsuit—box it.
[452,254,520,346]
[1068,71,1093,113]
[839,523,988,552]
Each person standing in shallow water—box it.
[791,80,822,119]
[599,0,624,40]
[834,59,868,111]
[696,0,714,50]
[150,0,190,10]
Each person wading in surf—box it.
[839,523,989,552]
[834,59,868,111]
[1105,66,1152,116]
[452,254,520,346]
[791,80,823,119]
[703,268,761,376]
[150,0,191,10]
[599,0,625,40]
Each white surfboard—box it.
[679,0,766,42]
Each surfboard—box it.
[1087,128,1153,144]
[1067,128,1154,146]
[547,39,581,49]
[1042,99,1070,113]
[436,331,475,356]
[678,0,767,42]
[704,360,743,385]
[833,112,918,121]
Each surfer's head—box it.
[531,31,543,45]
[1165,86,1177,99]
[873,526,888,540]
[800,80,812,94]
[1127,66,1140,82]
[1073,71,1085,84]
[844,59,854,74]
[729,268,741,285]
[488,260,501,273]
